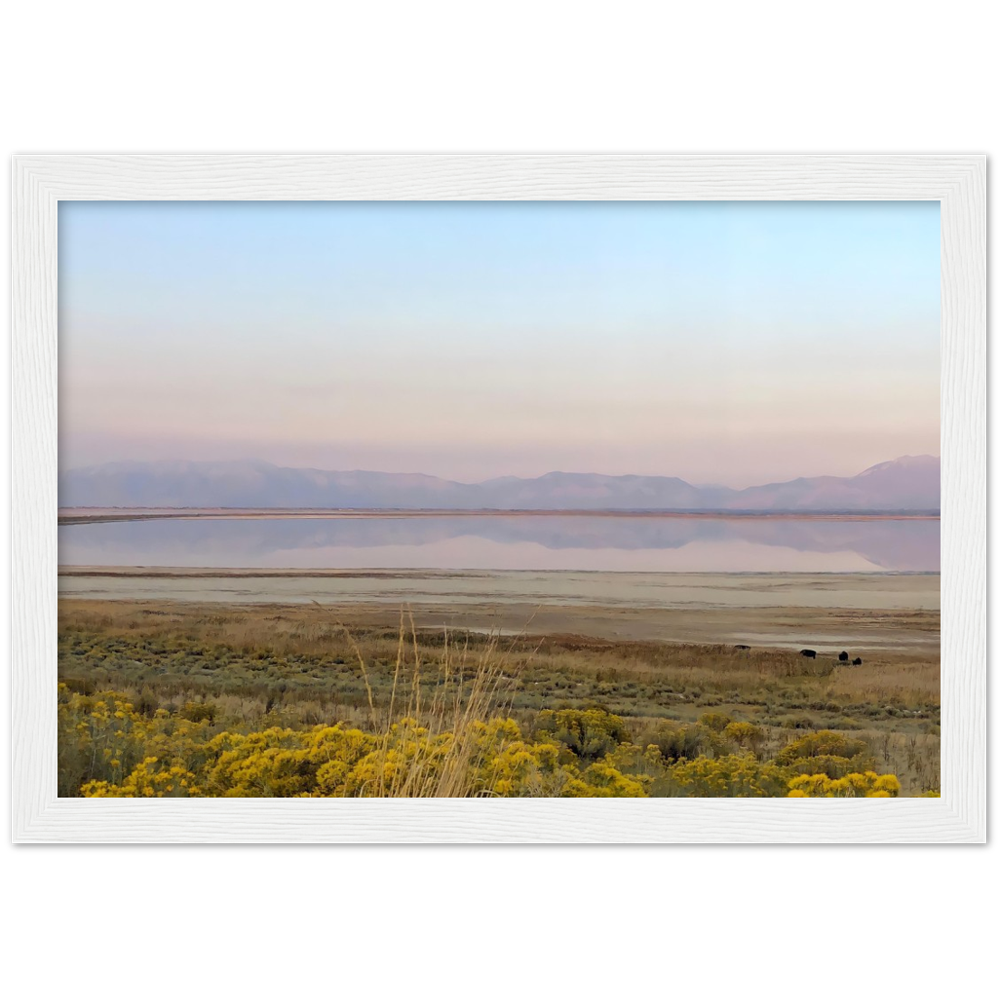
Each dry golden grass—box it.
[57,597,938,712]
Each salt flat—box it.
[57,568,939,653]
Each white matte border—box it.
[12,154,986,843]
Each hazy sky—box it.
[59,200,940,488]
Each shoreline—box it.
[57,564,941,580]
[58,569,941,649]
[57,565,941,577]
[58,507,941,526]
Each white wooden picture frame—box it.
[12,154,986,843]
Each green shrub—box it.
[698,711,733,732]
[180,700,217,723]
[533,708,629,762]
[784,754,863,779]
[649,721,710,763]
[776,730,868,764]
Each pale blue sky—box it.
[59,201,940,486]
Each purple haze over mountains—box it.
[60,455,940,512]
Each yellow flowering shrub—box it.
[659,753,791,798]
[83,758,203,798]
[63,687,904,799]
[203,725,378,797]
[58,685,153,795]
[600,742,665,788]
[562,761,647,798]
[339,718,454,797]
[787,772,901,797]
[478,742,555,796]
[722,721,766,754]
[698,712,733,733]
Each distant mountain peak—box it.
[856,454,939,478]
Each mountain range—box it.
[59,455,941,512]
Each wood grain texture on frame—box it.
[11,154,986,843]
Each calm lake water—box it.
[58,514,940,573]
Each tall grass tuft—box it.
[342,608,525,797]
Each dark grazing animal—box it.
[852,657,863,665]
[734,644,751,650]
[838,651,849,662]
[800,649,817,658]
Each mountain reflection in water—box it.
[58,514,940,573]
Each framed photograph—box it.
[11,154,986,842]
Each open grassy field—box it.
[57,597,939,797]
